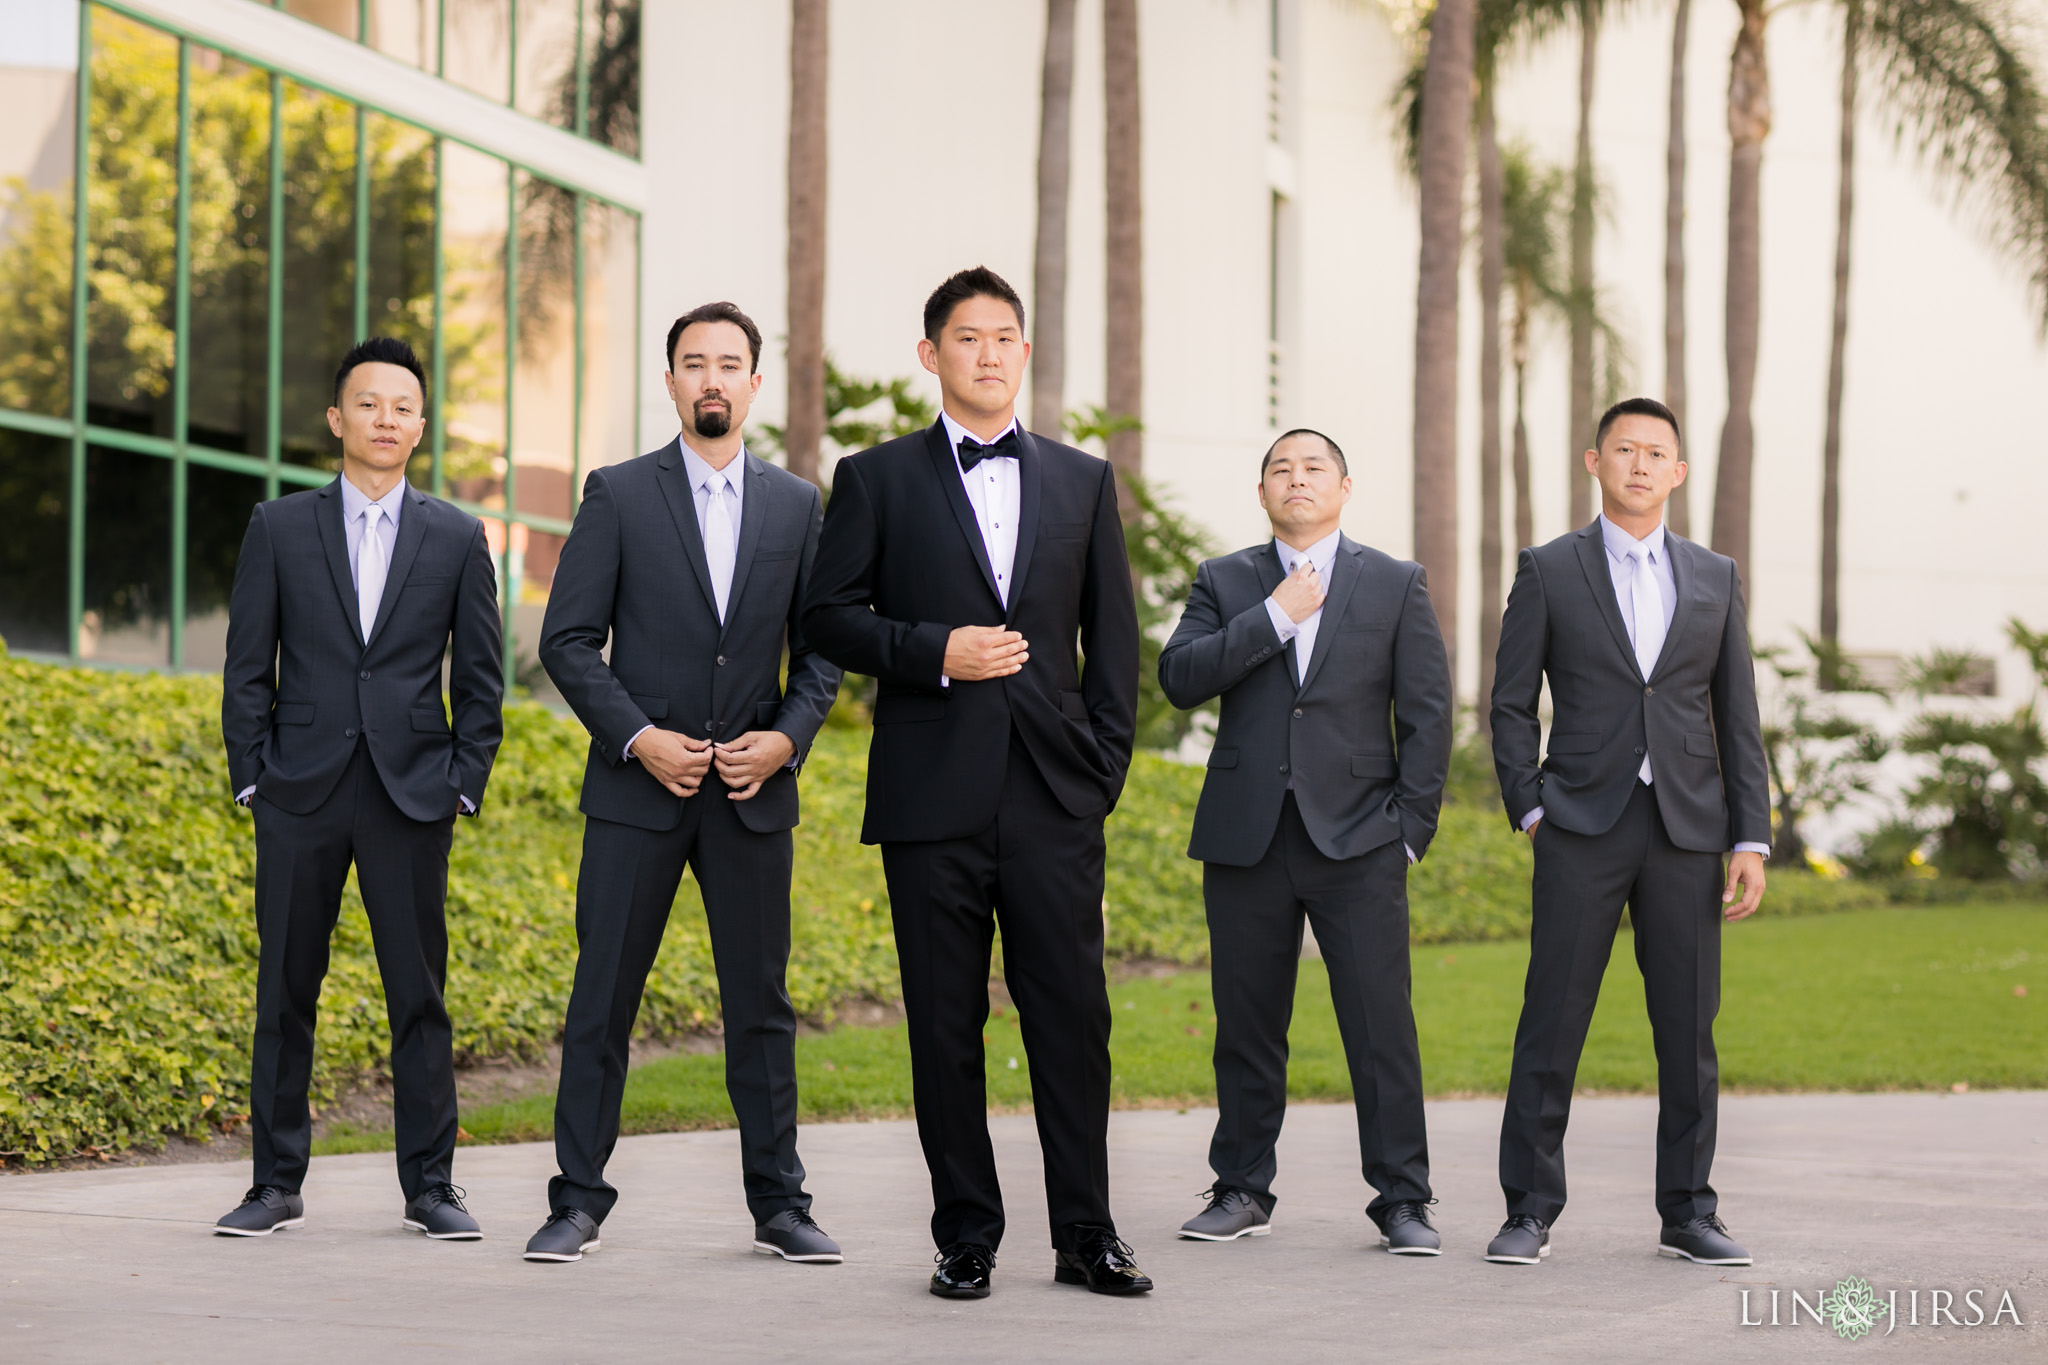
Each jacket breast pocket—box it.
[1547,731,1600,755]
[1351,754,1397,779]
[631,692,670,719]
[874,693,946,725]
[273,702,314,726]
[754,547,798,563]
[1341,620,1392,634]
[1207,747,1239,769]
[404,575,452,592]
[1043,520,1088,540]
[1684,732,1718,757]
[410,707,450,733]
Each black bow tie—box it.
[957,430,1021,471]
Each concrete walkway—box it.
[3,1093,2043,1362]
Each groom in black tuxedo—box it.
[802,267,1146,1298]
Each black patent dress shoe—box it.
[524,1207,601,1262]
[401,1183,482,1240]
[1658,1213,1752,1265]
[1376,1199,1442,1256]
[213,1185,304,1237]
[1054,1226,1154,1295]
[931,1243,995,1299]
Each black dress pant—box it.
[248,746,458,1200]
[1499,781,1725,1227]
[550,773,808,1225]
[1203,793,1430,1219]
[880,732,1114,1255]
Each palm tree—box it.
[1502,146,1569,557]
[1104,0,1143,505]
[1030,0,1078,438]
[1709,0,1770,580]
[1817,0,2048,665]
[1412,0,1477,686]
[785,0,829,486]
[1663,0,1692,537]
[1477,81,1507,735]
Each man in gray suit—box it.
[1158,429,1451,1254]
[1486,397,1769,1268]
[523,302,843,1265]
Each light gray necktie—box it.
[703,475,736,623]
[1627,542,1666,783]
[357,503,387,644]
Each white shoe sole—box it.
[212,1216,304,1237]
[524,1240,599,1262]
[1483,1245,1551,1264]
[1379,1236,1442,1256]
[402,1218,483,1241]
[1658,1244,1751,1265]
[1178,1223,1271,1242]
[753,1240,844,1263]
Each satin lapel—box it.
[1574,522,1643,681]
[1002,428,1044,621]
[364,484,430,650]
[315,480,361,639]
[718,452,771,638]
[1297,537,1363,694]
[925,421,1003,608]
[653,438,719,620]
[1650,530,1698,685]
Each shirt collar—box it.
[939,408,1020,459]
[1273,528,1342,575]
[340,473,407,525]
[1598,513,1666,564]
[679,438,746,494]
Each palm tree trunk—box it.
[1819,0,1858,663]
[785,0,829,486]
[1567,0,1598,528]
[1712,0,1771,581]
[1031,0,1077,438]
[1412,0,1475,688]
[1664,0,1692,536]
[1512,277,1534,552]
[1477,84,1505,736]
[1104,0,1143,506]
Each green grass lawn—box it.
[312,902,2044,1155]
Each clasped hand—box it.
[635,727,795,802]
[945,624,1029,681]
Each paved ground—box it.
[3,1092,2042,1362]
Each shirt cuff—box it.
[1404,844,1417,865]
[235,785,255,807]
[1732,842,1770,858]
[940,675,951,688]
[623,724,654,761]
[1263,596,1301,643]
[1520,805,1545,832]
[459,795,477,816]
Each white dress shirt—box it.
[237,475,471,814]
[937,408,1023,687]
[1520,515,1767,856]
[1262,529,1413,863]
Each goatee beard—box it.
[693,405,732,439]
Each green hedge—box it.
[0,652,1874,1163]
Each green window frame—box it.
[0,0,643,691]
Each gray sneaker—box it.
[1658,1214,1752,1265]
[401,1183,482,1240]
[213,1185,304,1237]
[753,1207,844,1263]
[1178,1186,1271,1242]
[1484,1214,1550,1264]
[1376,1199,1442,1255]
[524,1207,601,1263]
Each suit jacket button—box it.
[1645,685,1654,696]
[345,728,357,738]
[1292,707,1303,719]
[1635,745,1646,755]
[716,655,727,666]
[359,670,371,680]
[1278,764,1289,774]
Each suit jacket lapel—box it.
[1297,537,1362,694]
[925,421,1004,608]
[719,452,772,636]
[1651,529,1698,684]
[1573,522,1644,681]
[315,480,360,638]
[364,484,430,650]
[1001,428,1044,621]
[653,438,720,620]
[1252,543,1297,679]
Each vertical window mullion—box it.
[67,2,93,662]
[266,72,283,500]
[507,0,519,109]
[431,138,446,498]
[574,0,589,138]
[570,191,583,514]
[501,165,518,691]
[170,37,193,669]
